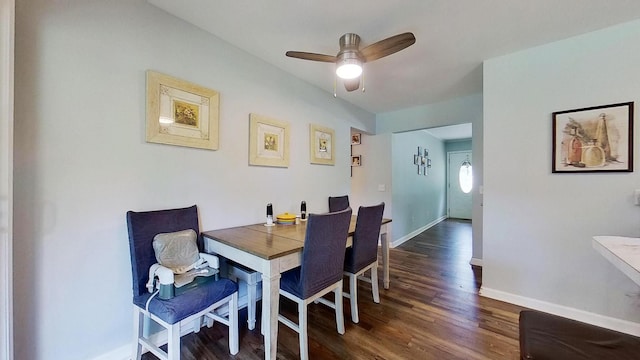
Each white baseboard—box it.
[90,319,203,360]
[91,344,129,360]
[390,216,447,248]
[480,286,640,336]
[469,258,483,267]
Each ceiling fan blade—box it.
[344,78,360,92]
[360,32,416,62]
[285,51,337,63]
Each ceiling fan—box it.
[285,32,416,92]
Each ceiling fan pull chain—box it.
[361,69,365,93]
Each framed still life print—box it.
[146,70,219,150]
[552,102,633,173]
[249,113,290,167]
[309,124,335,165]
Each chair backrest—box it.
[297,207,352,299]
[344,203,385,273]
[126,205,200,297]
[328,195,350,212]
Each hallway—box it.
[397,218,480,291]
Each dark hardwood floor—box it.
[143,219,526,359]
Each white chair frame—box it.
[132,292,239,360]
[278,280,345,360]
[343,260,380,323]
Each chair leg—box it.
[229,292,239,355]
[371,262,380,303]
[335,282,345,334]
[193,316,201,333]
[349,273,359,323]
[132,307,143,360]
[205,316,214,328]
[167,323,181,360]
[298,300,309,360]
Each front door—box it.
[447,151,472,219]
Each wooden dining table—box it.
[202,216,392,360]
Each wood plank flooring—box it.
[142,219,526,359]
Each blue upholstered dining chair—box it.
[328,195,350,212]
[126,205,239,360]
[278,207,353,360]
[343,202,385,323]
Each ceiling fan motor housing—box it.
[337,33,363,62]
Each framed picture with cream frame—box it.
[249,113,290,167]
[146,70,219,150]
[309,124,335,165]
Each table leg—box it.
[381,231,390,289]
[261,272,281,360]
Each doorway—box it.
[447,151,472,219]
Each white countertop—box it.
[593,236,640,286]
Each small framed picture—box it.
[351,133,361,145]
[310,124,335,165]
[249,113,290,168]
[351,155,361,167]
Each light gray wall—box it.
[13,1,375,359]
[483,19,640,332]
[350,132,393,219]
[445,139,472,153]
[391,131,446,242]
[377,94,482,133]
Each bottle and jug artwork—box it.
[563,113,616,168]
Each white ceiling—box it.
[148,0,640,115]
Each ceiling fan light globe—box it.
[336,63,362,79]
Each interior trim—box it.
[480,286,640,337]
[390,215,446,248]
[0,1,14,359]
